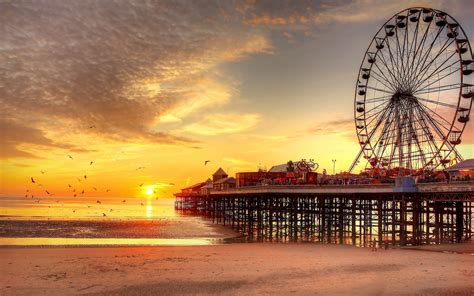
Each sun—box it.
[145,188,154,196]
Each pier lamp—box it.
[332,159,337,175]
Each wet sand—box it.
[1,243,473,296]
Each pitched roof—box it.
[214,177,236,184]
[445,159,474,171]
[269,162,301,173]
[181,181,206,191]
[213,167,227,176]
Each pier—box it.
[175,182,474,247]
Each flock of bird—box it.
[25,154,175,218]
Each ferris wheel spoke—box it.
[415,67,459,91]
[414,62,459,91]
[412,107,440,164]
[407,20,433,87]
[365,86,393,94]
[375,48,401,86]
[405,16,422,77]
[368,68,397,92]
[395,27,409,88]
[365,94,392,103]
[385,36,404,84]
[414,96,459,109]
[409,24,443,88]
[417,102,455,136]
[412,47,458,90]
[414,82,463,95]
[414,37,455,81]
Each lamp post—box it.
[332,159,337,175]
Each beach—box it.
[1,243,473,296]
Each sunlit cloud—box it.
[181,113,261,136]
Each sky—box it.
[1,0,473,199]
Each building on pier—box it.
[446,159,474,181]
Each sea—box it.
[0,196,230,247]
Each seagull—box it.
[136,166,145,170]
[122,200,126,203]
[90,161,94,165]
[110,209,113,212]
[40,171,45,174]
[68,184,72,188]
[74,194,77,197]
[169,183,175,186]
[97,200,101,204]
[73,189,76,192]
[72,209,76,213]
[102,213,106,217]
[106,189,110,192]
[46,190,50,195]
[77,178,82,182]
[84,175,87,180]
[24,194,28,197]
[31,177,35,183]
[26,189,29,192]
[140,202,144,206]
[68,154,74,160]
[139,183,144,187]
[93,187,97,191]
[81,189,85,194]
[204,160,210,166]
[89,125,96,129]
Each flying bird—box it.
[136,166,145,170]
[68,154,74,160]
[68,184,72,188]
[90,161,94,165]
[89,125,96,129]
[102,213,106,217]
[40,171,45,174]
[81,189,85,194]
[74,194,77,197]
[110,209,113,212]
[93,187,97,191]
[72,209,76,213]
[139,183,144,187]
[31,177,35,183]
[140,203,144,206]
[46,190,50,195]
[204,160,210,165]
[97,200,101,204]
[122,200,126,203]
[84,175,87,180]
[77,178,82,182]
[169,183,175,186]
[106,189,111,192]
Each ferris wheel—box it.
[350,7,473,174]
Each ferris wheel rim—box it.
[352,7,473,173]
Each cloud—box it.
[308,118,354,136]
[0,1,272,157]
[182,113,261,136]
[239,0,454,29]
[0,119,92,159]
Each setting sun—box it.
[145,188,154,196]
